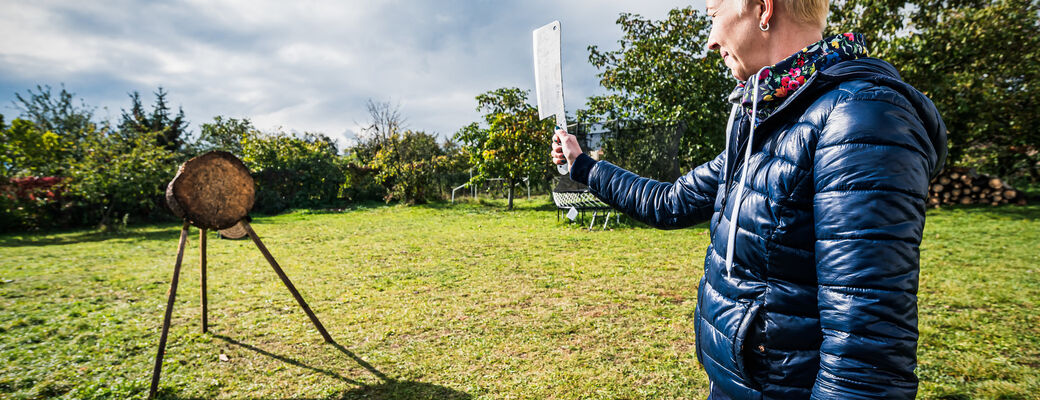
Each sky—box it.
[0,0,703,147]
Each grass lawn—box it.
[1,198,1038,399]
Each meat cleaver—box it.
[533,20,569,175]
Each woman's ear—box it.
[759,0,774,28]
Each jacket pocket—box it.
[733,299,763,384]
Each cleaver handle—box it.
[554,125,569,175]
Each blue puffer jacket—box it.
[569,58,947,399]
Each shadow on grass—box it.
[330,380,472,400]
[164,334,472,400]
[418,197,557,212]
[157,380,472,400]
[551,208,712,232]
[210,334,363,386]
[283,201,395,216]
[0,224,184,247]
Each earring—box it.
[759,22,770,31]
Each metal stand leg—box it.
[241,221,335,344]
[200,229,208,333]
[149,222,191,399]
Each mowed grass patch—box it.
[0,198,1037,399]
[916,205,1040,400]
[0,199,708,399]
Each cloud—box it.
[0,0,699,147]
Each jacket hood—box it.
[816,58,948,178]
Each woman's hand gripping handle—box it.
[550,126,583,175]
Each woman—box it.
[551,0,947,399]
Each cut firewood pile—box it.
[928,167,1028,208]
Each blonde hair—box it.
[733,0,830,31]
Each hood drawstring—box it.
[722,104,740,196]
[721,86,743,200]
[724,66,769,279]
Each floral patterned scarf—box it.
[737,32,870,121]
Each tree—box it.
[3,86,193,230]
[828,0,1040,181]
[584,7,732,170]
[0,114,68,230]
[119,87,189,153]
[354,99,449,204]
[0,118,65,178]
[13,84,96,139]
[368,130,448,204]
[12,84,97,164]
[355,99,407,166]
[240,130,345,213]
[196,116,255,156]
[64,126,178,230]
[454,88,553,210]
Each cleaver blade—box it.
[533,20,569,175]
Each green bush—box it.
[340,152,384,203]
[63,131,179,230]
[368,130,449,204]
[240,131,346,213]
[0,177,65,231]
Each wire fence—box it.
[568,120,687,182]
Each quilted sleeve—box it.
[570,151,724,229]
[810,90,937,399]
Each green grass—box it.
[0,198,1037,399]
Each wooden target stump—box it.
[166,151,254,230]
[149,151,335,399]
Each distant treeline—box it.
[0,89,478,231]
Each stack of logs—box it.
[928,167,1028,208]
